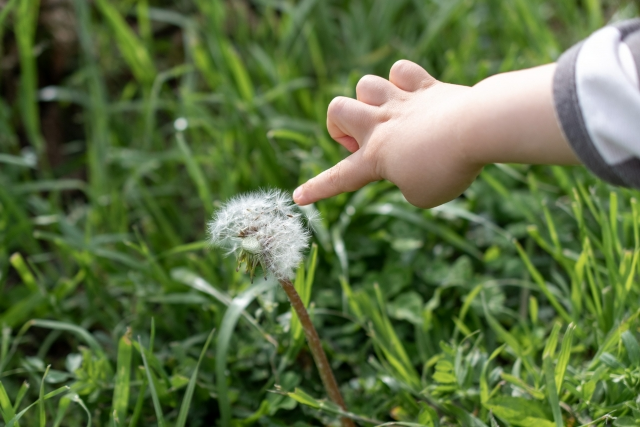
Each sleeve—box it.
[553,18,640,188]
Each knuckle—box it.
[356,75,377,93]
[390,60,435,89]
[361,142,378,164]
[390,60,412,75]
[376,106,392,124]
[327,97,348,117]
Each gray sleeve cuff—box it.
[553,18,640,188]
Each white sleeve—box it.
[554,18,640,187]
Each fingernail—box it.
[293,186,305,204]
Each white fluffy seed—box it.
[208,189,313,280]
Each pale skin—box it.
[293,60,581,209]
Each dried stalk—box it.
[279,278,355,427]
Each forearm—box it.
[460,64,581,167]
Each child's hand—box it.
[294,60,480,208]
[293,60,579,208]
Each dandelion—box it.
[208,189,354,427]
[207,188,312,282]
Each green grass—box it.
[1,0,640,425]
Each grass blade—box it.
[482,293,522,357]
[365,203,483,260]
[94,0,156,85]
[176,132,212,214]
[172,268,276,347]
[9,253,40,294]
[112,327,133,425]
[175,327,215,427]
[71,0,110,196]
[543,356,563,427]
[291,243,318,343]
[480,344,506,404]
[127,371,147,427]
[13,381,29,413]
[69,393,92,427]
[14,0,44,154]
[136,336,164,427]
[555,323,575,393]
[52,394,72,427]
[6,385,69,427]
[286,388,382,425]
[38,364,50,427]
[29,319,104,357]
[216,280,276,427]
[0,380,16,425]
[543,322,562,359]
[515,241,572,323]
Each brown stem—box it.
[279,278,355,427]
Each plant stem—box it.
[279,278,355,427]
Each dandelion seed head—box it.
[208,189,313,280]
[174,117,188,131]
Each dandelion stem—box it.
[279,278,355,427]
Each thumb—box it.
[293,152,377,205]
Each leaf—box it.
[622,330,640,367]
[614,416,638,427]
[600,352,624,370]
[500,373,544,400]
[387,291,424,325]
[287,387,331,410]
[286,388,381,425]
[485,396,554,427]
[417,402,439,427]
[443,403,489,427]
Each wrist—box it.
[459,64,580,167]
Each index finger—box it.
[293,151,378,205]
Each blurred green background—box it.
[2,0,640,426]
